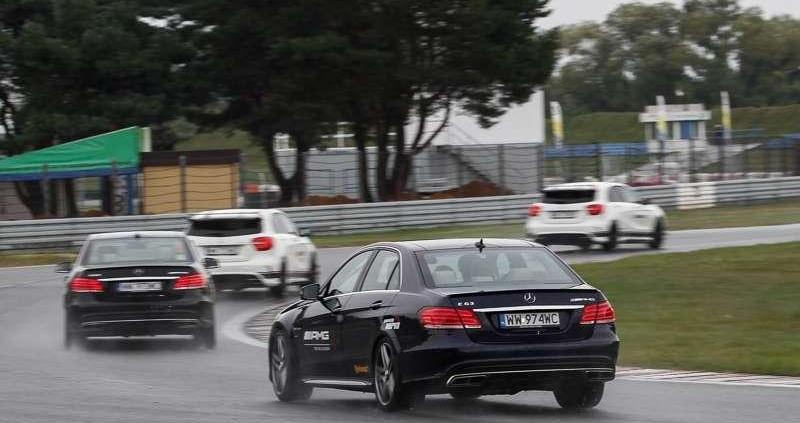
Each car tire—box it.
[270,330,313,402]
[63,316,75,349]
[269,260,287,297]
[374,338,420,412]
[603,224,618,252]
[63,314,86,349]
[449,388,482,400]
[649,219,665,249]
[553,380,604,409]
[196,325,216,349]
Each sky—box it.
[541,0,800,28]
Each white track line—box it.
[222,306,270,350]
[617,367,800,389]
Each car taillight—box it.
[528,204,541,217]
[69,277,103,293]
[173,273,207,290]
[252,236,274,251]
[586,203,604,216]
[419,307,482,329]
[580,300,616,325]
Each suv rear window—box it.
[188,218,261,237]
[542,189,595,204]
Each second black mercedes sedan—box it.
[269,238,619,411]
[60,231,218,349]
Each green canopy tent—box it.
[0,127,142,181]
[0,127,146,216]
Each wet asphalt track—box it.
[1,224,798,423]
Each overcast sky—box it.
[541,0,800,28]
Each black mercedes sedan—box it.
[268,238,619,411]
[60,231,218,349]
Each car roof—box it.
[189,208,282,220]
[368,238,541,252]
[86,231,187,240]
[543,182,620,190]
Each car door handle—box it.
[370,300,383,310]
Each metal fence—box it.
[2,177,799,251]
[3,137,799,219]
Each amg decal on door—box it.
[383,318,400,330]
[303,330,330,341]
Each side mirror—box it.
[299,227,312,237]
[639,198,651,205]
[55,262,73,274]
[203,257,220,269]
[300,283,320,300]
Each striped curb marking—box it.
[617,367,800,389]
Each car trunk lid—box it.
[440,287,601,344]
[81,265,198,302]
[539,187,597,224]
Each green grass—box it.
[572,242,800,376]
[310,198,800,248]
[0,253,75,268]
[666,198,800,230]
[559,103,800,143]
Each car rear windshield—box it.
[83,237,193,266]
[187,218,261,237]
[542,189,596,204]
[417,248,579,288]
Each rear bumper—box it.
[399,325,619,394]
[525,221,610,246]
[210,263,313,288]
[65,296,213,337]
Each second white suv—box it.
[525,182,666,251]
[187,209,317,295]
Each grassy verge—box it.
[665,198,800,230]
[0,253,75,268]
[310,198,800,248]
[572,242,800,376]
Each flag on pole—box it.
[550,101,564,149]
[721,91,732,143]
[656,95,668,140]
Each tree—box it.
[340,0,558,200]
[736,11,800,106]
[179,0,349,205]
[605,2,689,108]
[681,0,742,104]
[548,23,630,113]
[1,0,189,216]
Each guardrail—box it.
[2,177,799,251]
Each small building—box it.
[639,103,711,153]
[140,150,241,214]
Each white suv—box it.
[525,182,666,251]
[187,209,317,295]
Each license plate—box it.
[206,246,239,255]
[117,281,162,292]
[499,312,560,328]
[551,211,575,219]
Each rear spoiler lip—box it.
[429,284,597,297]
